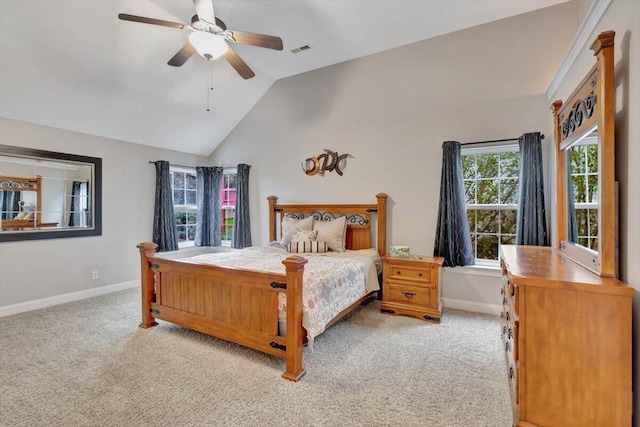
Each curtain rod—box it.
[460,134,545,146]
[148,161,194,169]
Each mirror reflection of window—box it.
[567,131,599,250]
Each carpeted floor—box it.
[0,289,512,426]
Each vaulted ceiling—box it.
[0,0,569,156]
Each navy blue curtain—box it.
[433,141,475,267]
[153,161,178,252]
[515,132,549,246]
[68,181,88,227]
[232,164,251,249]
[0,191,20,220]
[195,166,223,246]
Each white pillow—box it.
[288,240,328,253]
[280,216,314,246]
[291,229,317,242]
[312,216,347,252]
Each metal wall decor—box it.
[301,149,353,176]
[561,93,597,139]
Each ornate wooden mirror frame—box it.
[552,30,616,277]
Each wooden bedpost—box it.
[267,195,279,243]
[376,193,388,257]
[137,241,158,329]
[281,256,308,381]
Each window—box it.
[221,170,236,245]
[169,166,236,247]
[170,167,197,247]
[463,146,519,262]
[568,139,598,250]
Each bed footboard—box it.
[136,242,307,381]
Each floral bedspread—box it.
[184,246,369,345]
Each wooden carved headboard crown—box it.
[267,193,388,257]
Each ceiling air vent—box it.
[291,45,312,54]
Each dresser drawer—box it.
[389,265,430,282]
[387,282,431,306]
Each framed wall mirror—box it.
[553,30,616,277]
[0,145,102,242]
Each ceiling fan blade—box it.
[118,13,185,29]
[230,31,283,51]
[223,48,255,80]
[193,0,216,26]
[168,42,196,67]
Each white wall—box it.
[546,0,640,420]
[210,2,579,311]
[0,118,208,310]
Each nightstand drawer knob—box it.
[396,270,401,275]
[402,291,416,299]
[418,273,423,277]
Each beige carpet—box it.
[0,289,512,426]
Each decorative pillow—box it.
[24,212,34,220]
[280,216,314,246]
[13,212,28,220]
[312,216,347,252]
[291,229,317,242]
[288,240,329,254]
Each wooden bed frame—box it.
[137,193,387,381]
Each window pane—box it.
[592,238,599,250]
[186,190,197,206]
[588,209,598,236]
[174,172,185,189]
[575,209,588,236]
[476,154,498,178]
[501,235,515,245]
[578,237,589,247]
[225,174,237,189]
[476,209,499,234]
[187,212,197,225]
[586,144,598,173]
[176,226,186,242]
[186,173,197,190]
[467,210,476,233]
[477,179,499,204]
[569,146,585,173]
[499,151,519,177]
[500,178,518,204]
[174,211,186,225]
[470,234,476,256]
[187,225,196,241]
[588,175,598,203]
[572,176,586,203]
[477,235,499,260]
[464,181,476,204]
[173,189,185,205]
[501,210,517,234]
[462,155,476,180]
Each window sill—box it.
[445,263,501,278]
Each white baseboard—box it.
[0,280,139,317]
[443,297,502,317]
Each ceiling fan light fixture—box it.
[188,31,228,60]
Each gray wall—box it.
[209,2,579,310]
[0,118,208,307]
[546,0,640,419]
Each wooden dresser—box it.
[500,245,633,426]
[380,255,444,322]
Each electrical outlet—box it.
[91,271,99,280]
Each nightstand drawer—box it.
[387,282,431,306]
[389,266,430,282]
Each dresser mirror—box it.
[553,31,616,277]
[0,145,102,242]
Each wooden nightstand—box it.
[380,255,444,323]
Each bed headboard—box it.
[267,193,388,257]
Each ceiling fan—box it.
[118,0,283,79]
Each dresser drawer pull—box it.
[503,326,506,335]
[505,341,510,352]
[500,311,504,319]
[506,312,510,321]
[503,297,507,305]
[509,366,514,379]
[508,328,513,339]
[402,291,416,299]
[500,287,504,295]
